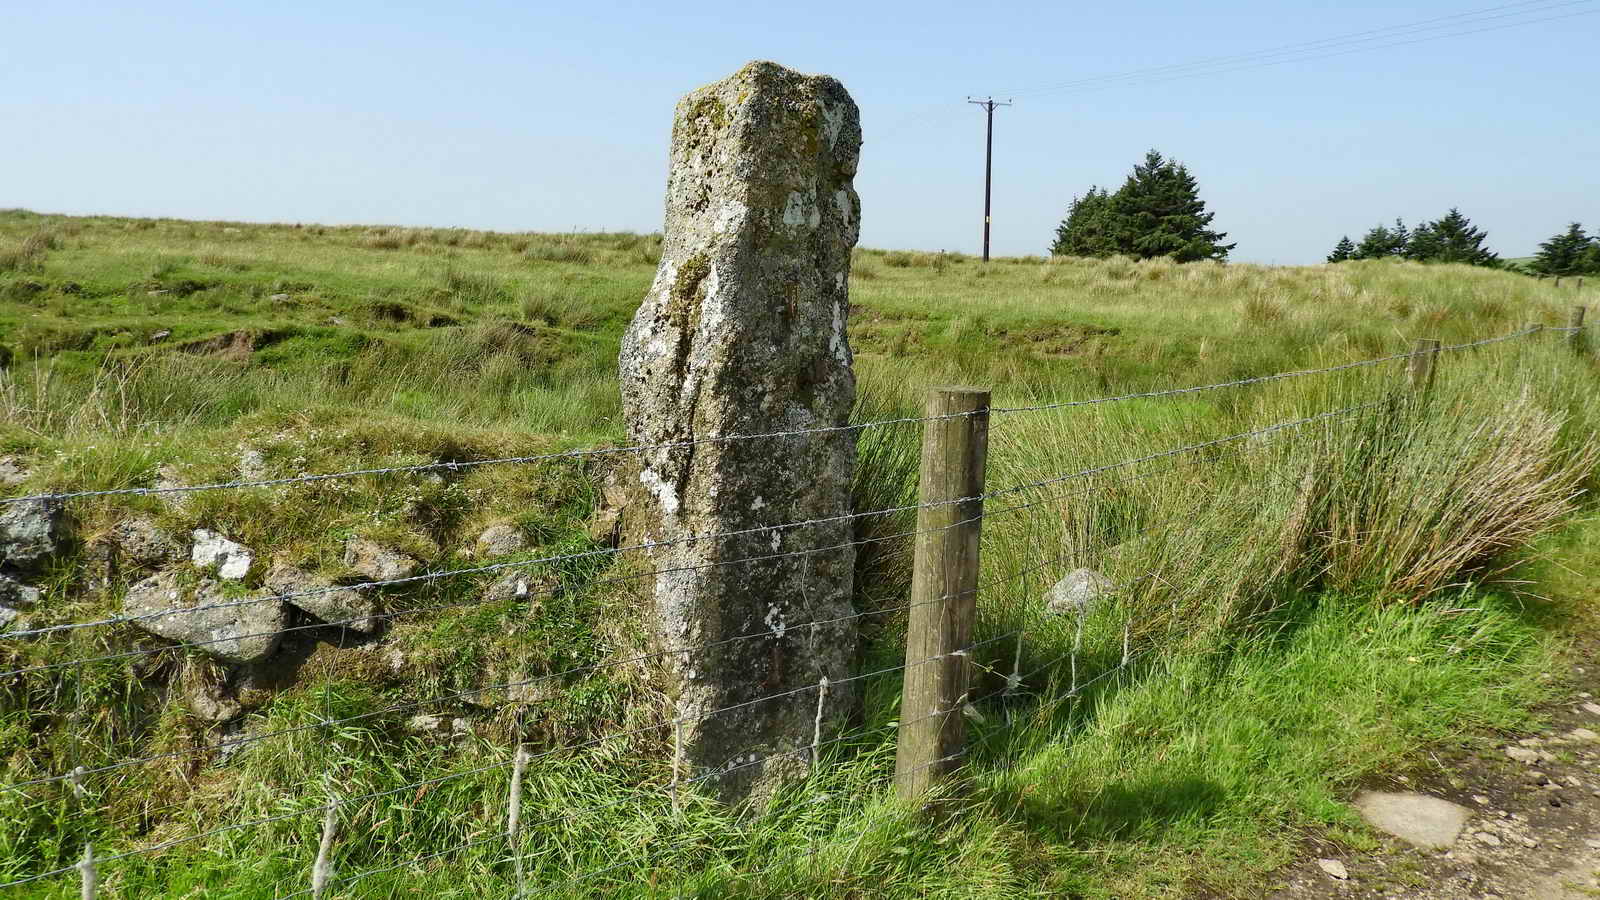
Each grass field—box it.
[2,209,1599,897]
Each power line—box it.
[994,0,1597,99]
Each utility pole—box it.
[967,97,1011,262]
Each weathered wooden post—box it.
[1406,338,1440,391]
[617,61,863,807]
[1570,306,1587,350]
[895,387,989,803]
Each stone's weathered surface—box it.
[344,539,418,582]
[191,529,253,580]
[1354,791,1473,849]
[123,571,286,663]
[0,456,30,487]
[0,605,18,630]
[0,499,61,570]
[619,61,862,804]
[486,571,540,606]
[265,562,381,633]
[475,523,527,557]
[1045,568,1113,617]
[1506,746,1541,764]
[0,573,41,610]
[98,517,184,568]
[1316,858,1349,880]
[406,714,470,737]
[1583,701,1600,717]
[184,675,242,723]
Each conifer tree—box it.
[1108,150,1235,262]
[1327,235,1355,262]
[1050,150,1234,262]
[1050,187,1118,257]
[1354,224,1395,260]
[1530,223,1592,276]
[1387,219,1410,256]
[1419,208,1499,267]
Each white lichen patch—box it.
[764,604,787,638]
[782,191,822,229]
[639,467,681,516]
[833,189,851,226]
[819,100,846,149]
[712,199,748,235]
[829,300,849,365]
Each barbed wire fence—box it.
[0,316,1585,897]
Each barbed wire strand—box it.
[1,396,1378,648]
[1,396,1381,804]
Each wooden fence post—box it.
[1570,306,1587,350]
[895,387,990,804]
[1406,338,1440,391]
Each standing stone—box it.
[619,61,862,805]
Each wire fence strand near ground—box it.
[0,322,1581,897]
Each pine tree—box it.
[1327,235,1356,263]
[1530,222,1592,276]
[1389,219,1411,256]
[1354,224,1395,260]
[1417,208,1499,267]
[1405,221,1441,261]
[1050,187,1118,257]
[1105,150,1235,262]
[1581,240,1600,276]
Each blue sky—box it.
[3,0,1595,263]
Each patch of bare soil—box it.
[1266,637,1600,899]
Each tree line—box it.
[1325,210,1499,267]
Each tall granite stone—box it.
[619,61,861,805]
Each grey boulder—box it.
[474,523,528,557]
[191,529,254,581]
[343,539,418,582]
[0,573,42,610]
[123,570,286,664]
[265,562,381,633]
[0,499,61,570]
[1045,568,1113,617]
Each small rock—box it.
[1505,746,1540,764]
[1568,727,1599,742]
[0,499,61,570]
[343,539,418,582]
[406,714,448,733]
[147,291,169,297]
[0,605,19,631]
[1517,737,1543,748]
[0,457,30,487]
[475,523,528,557]
[237,448,267,481]
[103,517,183,568]
[123,571,286,664]
[269,293,289,301]
[1472,794,1491,805]
[184,674,242,723]
[265,562,381,633]
[1581,702,1600,717]
[191,529,254,580]
[1353,792,1473,850]
[486,572,538,605]
[1316,858,1349,880]
[1586,839,1600,850]
[1044,568,1113,617]
[0,573,41,610]
[1475,831,1503,847]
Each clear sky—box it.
[3,0,1596,263]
